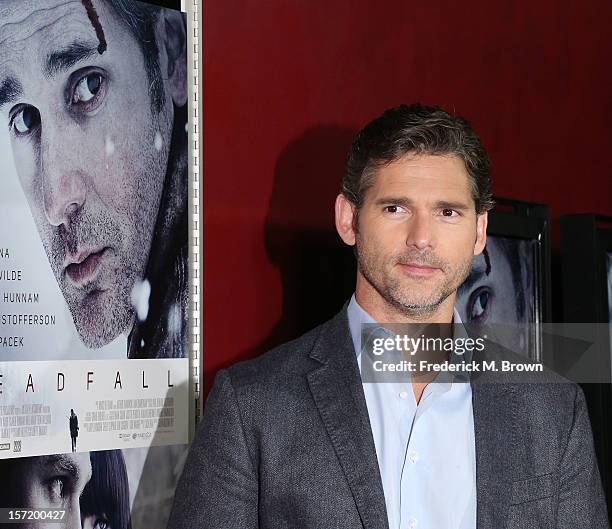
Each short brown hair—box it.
[343,103,494,214]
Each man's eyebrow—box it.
[41,454,80,479]
[0,76,23,110]
[373,197,472,211]
[434,200,472,211]
[42,453,93,489]
[44,41,99,78]
[374,197,414,207]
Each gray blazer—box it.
[168,308,609,529]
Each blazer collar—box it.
[307,307,390,529]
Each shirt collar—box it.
[348,294,465,356]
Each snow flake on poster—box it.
[131,279,151,322]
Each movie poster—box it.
[0,0,196,527]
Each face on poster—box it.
[456,235,537,357]
[0,444,189,529]
[0,0,189,361]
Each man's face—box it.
[13,453,92,529]
[0,0,172,347]
[343,154,487,318]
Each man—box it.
[0,453,92,529]
[169,104,608,528]
[0,0,188,358]
[69,409,79,452]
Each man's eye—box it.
[384,205,403,214]
[441,208,458,217]
[11,106,41,135]
[72,73,105,107]
[48,477,65,501]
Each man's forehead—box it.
[0,0,99,59]
[374,155,472,192]
[0,0,90,30]
[0,0,105,90]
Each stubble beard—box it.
[41,103,171,349]
[43,206,141,349]
[355,233,473,319]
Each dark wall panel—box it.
[203,0,612,391]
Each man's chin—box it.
[76,329,118,349]
[387,288,451,315]
[69,291,131,349]
[390,283,444,303]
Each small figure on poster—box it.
[69,409,79,453]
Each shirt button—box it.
[408,518,418,528]
[399,391,409,400]
[409,451,419,463]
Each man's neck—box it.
[351,289,457,404]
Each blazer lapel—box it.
[306,309,389,529]
[471,343,518,529]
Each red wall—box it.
[203,0,612,392]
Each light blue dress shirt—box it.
[347,295,477,529]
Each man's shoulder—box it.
[478,339,574,383]
[513,365,582,411]
[475,341,583,414]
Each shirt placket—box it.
[398,381,451,529]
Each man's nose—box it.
[40,123,86,227]
[405,211,433,250]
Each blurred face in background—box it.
[456,236,535,355]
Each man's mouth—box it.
[65,248,108,285]
[398,261,441,276]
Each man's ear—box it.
[474,211,488,255]
[335,193,357,246]
[156,10,187,108]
